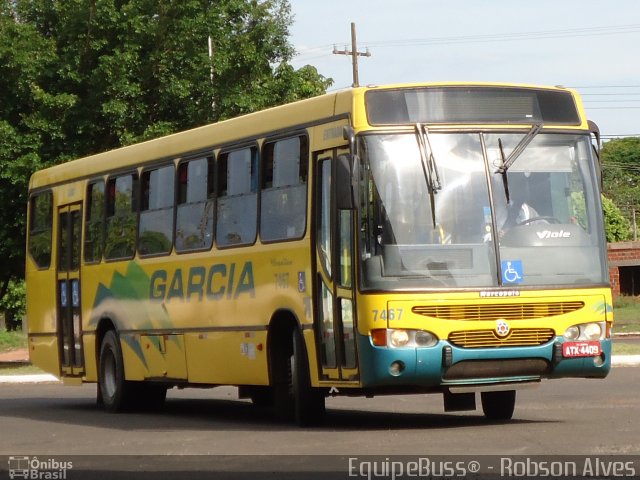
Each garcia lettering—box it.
[150,262,255,302]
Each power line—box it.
[360,24,640,48]
[293,24,640,60]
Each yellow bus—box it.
[26,82,612,425]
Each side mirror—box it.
[337,125,359,210]
[336,153,355,210]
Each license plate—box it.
[562,341,602,358]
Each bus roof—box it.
[29,82,587,191]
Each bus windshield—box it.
[359,132,608,290]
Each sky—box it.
[288,0,640,140]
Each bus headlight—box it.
[563,322,605,341]
[372,329,439,348]
[389,329,410,347]
[583,322,603,340]
[564,326,580,341]
[414,330,438,347]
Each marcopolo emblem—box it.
[495,319,510,338]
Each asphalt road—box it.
[0,366,638,458]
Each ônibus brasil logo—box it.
[8,456,73,479]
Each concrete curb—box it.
[0,373,60,384]
[611,355,640,367]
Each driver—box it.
[485,181,545,242]
[502,198,540,229]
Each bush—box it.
[0,279,26,331]
[602,195,632,242]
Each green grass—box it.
[613,295,640,333]
[612,342,640,356]
[0,329,27,352]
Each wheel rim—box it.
[102,348,117,399]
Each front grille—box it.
[449,328,555,348]
[413,301,584,321]
[443,359,551,380]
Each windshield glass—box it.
[358,132,607,290]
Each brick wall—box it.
[607,242,640,296]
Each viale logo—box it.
[536,230,571,239]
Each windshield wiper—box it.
[495,123,543,174]
[415,123,441,228]
[495,123,543,203]
[497,138,511,203]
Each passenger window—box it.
[216,147,258,247]
[260,136,308,241]
[176,157,214,252]
[28,191,53,269]
[84,181,105,263]
[105,174,138,260]
[139,165,175,256]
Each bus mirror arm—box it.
[343,125,356,152]
[588,120,602,189]
[588,120,601,155]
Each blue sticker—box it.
[71,280,80,307]
[60,282,68,307]
[483,206,492,224]
[501,260,523,284]
[297,272,306,293]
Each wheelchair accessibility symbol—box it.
[501,260,523,284]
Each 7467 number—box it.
[372,308,404,322]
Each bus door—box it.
[314,148,359,382]
[56,203,84,376]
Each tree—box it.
[0,0,332,322]
[0,4,76,306]
[14,0,332,154]
[601,137,640,231]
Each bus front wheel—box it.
[290,329,325,426]
[273,328,325,426]
[481,390,516,420]
[98,330,135,412]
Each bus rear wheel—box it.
[481,390,516,420]
[98,330,136,412]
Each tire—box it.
[272,328,325,426]
[481,390,516,420]
[291,329,325,427]
[98,330,136,412]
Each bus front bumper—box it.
[357,334,612,389]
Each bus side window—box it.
[176,157,215,252]
[138,165,175,256]
[260,136,308,242]
[104,173,138,260]
[28,191,53,269]
[216,147,258,247]
[84,180,105,263]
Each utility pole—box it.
[332,22,371,87]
